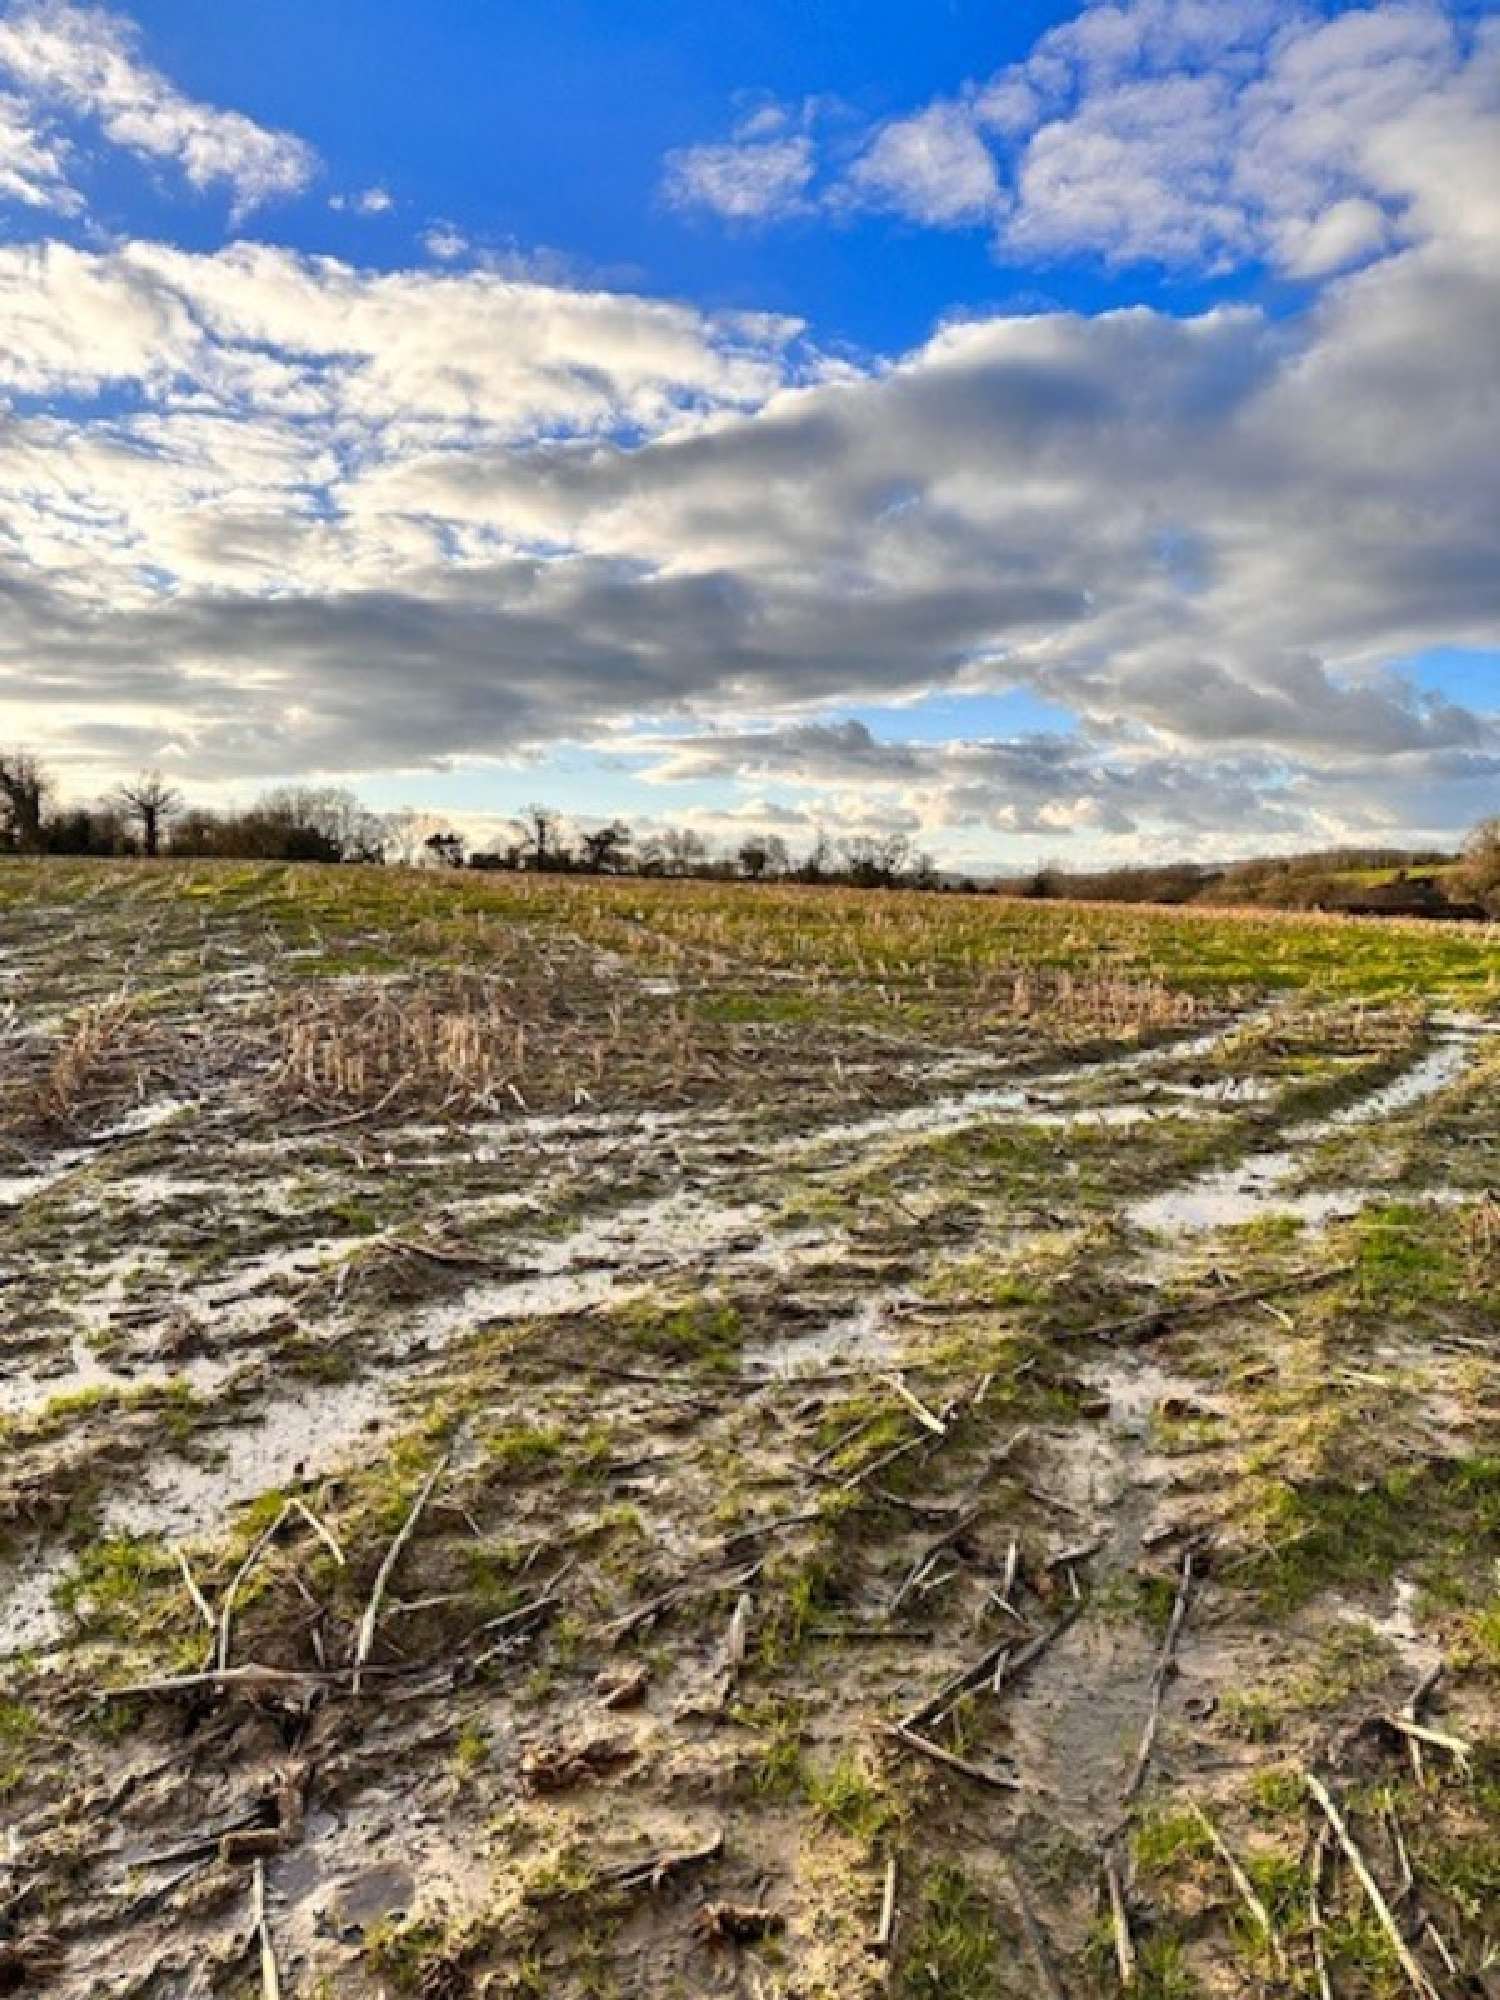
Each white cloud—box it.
[841,101,1001,226]
[668,2,1495,284]
[991,0,1488,274]
[0,0,316,214]
[422,222,468,261]
[0,81,72,205]
[662,130,814,222]
[0,238,801,431]
[331,185,393,216]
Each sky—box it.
[0,0,1497,869]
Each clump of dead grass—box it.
[272,975,598,1116]
[9,994,143,1132]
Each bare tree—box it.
[762,834,792,879]
[1461,815,1500,912]
[254,785,387,862]
[798,829,833,883]
[517,803,569,871]
[657,826,707,877]
[110,770,181,857]
[0,749,50,852]
[580,819,631,873]
[383,809,452,867]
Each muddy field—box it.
[0,860,1497,2000]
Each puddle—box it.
[95,1097,195,1142]
[0,1335,233,1420]
[397,1194,821,1352]
[1129,1033,1478,1237]
[741,1293,908,1378]
[104,1372,402,1542]
[788,1012,1273,1161]
[0,1147,90,1207]
[1333,1575,1443,1677]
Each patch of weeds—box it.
[453,1721,490,1780]
[482,1420,565,1477]
[517,1844,598,1906]
[1151,1408,1224,1455]
[757,1546,841,1665]
[323,1196,384,1233]
[804,1752,896,1845]
[1247,1767,1304,1822]
[1242,1464,1446,1614]
[1415,1817,1500,1924]
[1218,1687,1282,1743]
[618,1294,741,1371]
[1354,1203,1461,1309]
[1324,1911,1405,1993]
[1234,1851,1303,1946]
[362,1915,451,1991]
[0,1698,36,1796]
[1134,1936,1201,1999]
[1300,1622,1401,1704]
[1456,1595,1500,1669]
[1132,1806,1214,1874]
[1135,1569,1189,1632]
[57,1533,186,1647]
[734,1698,807,1799]
[897,1864,1008,2000]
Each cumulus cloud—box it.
[669,2,1498,283]
[0,0,316,214]
[616,718,1459,856]
[841,101,1002,226]
[662,123,814,222]
[991,0,1482,273]
[0,238,800,429]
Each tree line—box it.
[0,754,944,889]
[3,748,1494,914]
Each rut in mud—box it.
[0,861,1496,2000]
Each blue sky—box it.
[0,0,1496,865]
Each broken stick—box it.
[352,1455,448,1696]
[1121,1548,1195,1804]
[1305,1773,1441,2000]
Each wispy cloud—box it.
[0,0,316,216]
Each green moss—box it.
[1247,1767,1304,1821]
[0,1698,37,1797]
[58,1533,186,1646]
[804,1753,897,1845]
[757,1547,842,1665]
[734,1697,808,1799]
[1134,1937,1202,2000]
[618,1294,742,1370]
[362,1915,452,1991]
[1132,1807,1214,1874]
[897,1865,1008,2000]
[1242,1453,1500,1613]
